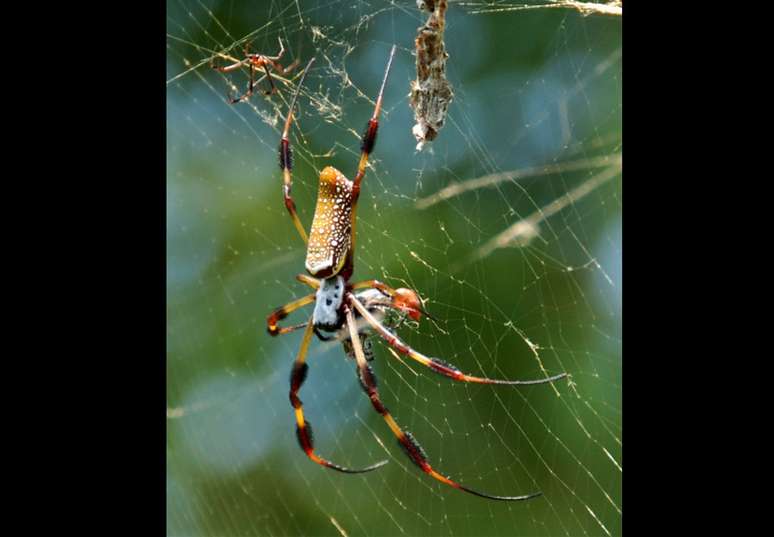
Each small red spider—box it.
[266,46,566,501]
[211,37,299,104]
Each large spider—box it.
[266,46,567,501]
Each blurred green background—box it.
[167,1,621,536]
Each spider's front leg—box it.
[278,58,316,244]
[352,45,396,201]
[343,306,541,501]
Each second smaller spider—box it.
[211,37,299,104]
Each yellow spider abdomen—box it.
[305,166,353,278]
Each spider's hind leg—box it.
[343,305,541,501]
[290,319,388,474]
[278,58,316,244]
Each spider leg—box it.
[344,306,540,501]
[211,56,253,104]
[349,294,567,385]
[265,36,286,61]
[211,57,249,73]
[278,58,316,244]
[351,279,396,295]
[276,322,310,335]
[338,46,396,278]
[262,36,299,76]
[296,274,320,289]
[267,293,316,336]
[290,319,388,474]
[257,56,299,96]
[352,45,396,201]
[226,61,256,104]
[260,63,276,95]
[271,57,300,76]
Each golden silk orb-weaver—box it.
[266,46,567,501]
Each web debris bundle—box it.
[410,0,454,151]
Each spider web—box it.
[166,1,621,536]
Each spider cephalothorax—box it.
[311,276,346,330]
[266,47,567,501]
